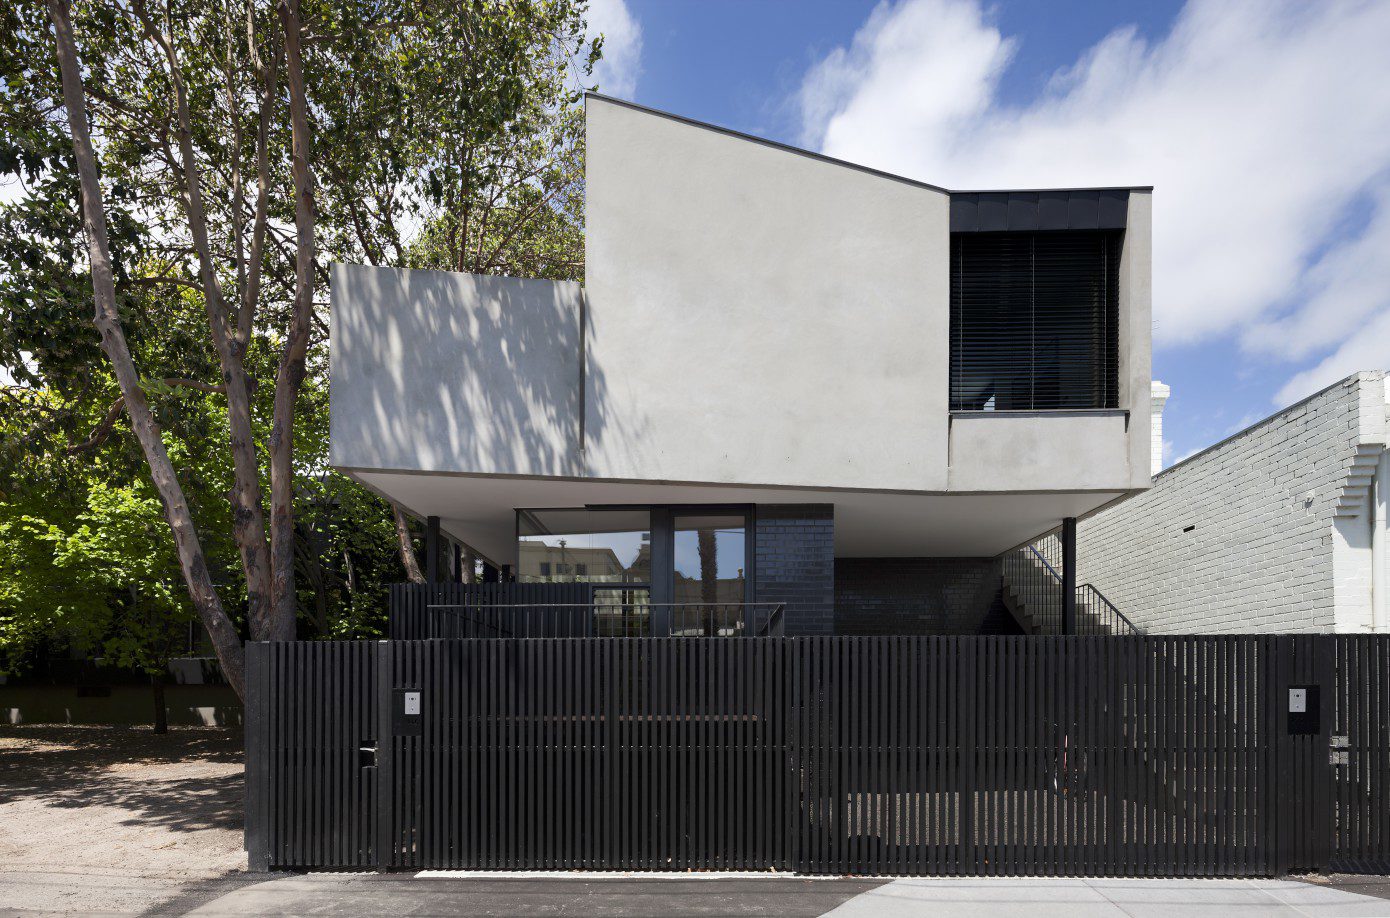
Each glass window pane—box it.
[592,587,650,637]
[673,515,746,600]
[517,509,651,583]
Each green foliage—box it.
[312,0,592,280]
[0,0,600,675]
[0,477,191,676]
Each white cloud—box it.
[797,0,1390,398]
[1274,308,1390,405]
[1244,181,1390,361]
[586,0,643,98]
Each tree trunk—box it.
[393,504,426,584]
[698,529,718,604]
[267,0,316,640]
[48,0,246,700]
[698,529,717,636]
[151,673,168,734]
[136,0,275,642]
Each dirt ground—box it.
[0,725,251,916]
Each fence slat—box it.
[245,635,1390,876]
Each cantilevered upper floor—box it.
[329,93,1152,566]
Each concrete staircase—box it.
[1000,538,1139,636]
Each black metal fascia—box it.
[949,189,1132,232]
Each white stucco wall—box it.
[584,96,1150,493]
[583,96,951,491]
[1151,380,1171,476]
[948,411,1131,491]
[329,264,584,477]
[1119,191,1155,490]
[329,97,1152,502]
[1076,371,1389,633]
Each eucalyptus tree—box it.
[4,0,599,695]
[311,0,594,578]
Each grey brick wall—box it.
[753,505,834,635]
[834,558,1005,635]
[1077,372,1387,634]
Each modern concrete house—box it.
[1078,371,1390,634]
[329,93,1154,636]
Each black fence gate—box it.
[245,635,1390,876]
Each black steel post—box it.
[243,643,270,871]
[1061,516,1077,634]
[425,515,440,583]
[649,508,674,636]
[452,542,462,583]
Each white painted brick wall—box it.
[1077,372,1386,634]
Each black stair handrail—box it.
[1005,536,1142,635]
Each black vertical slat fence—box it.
[245,641,377,871]
[376,638,794,870]
[247,635,1390,876]
[794,636,1277,876]
[1332,636,1390,873]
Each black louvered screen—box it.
[950,230,1120,411]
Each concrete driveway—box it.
[176,873,1390,918]
[179,875,881,916]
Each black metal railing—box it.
[1076,583,1140,636]
[1000,531,1140,635]
[424,602,787,639]
[390,582,593,639]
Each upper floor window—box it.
[949,230,1120,411]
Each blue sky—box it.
[587,0,1390,465]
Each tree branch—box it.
[47,0,247,699]
[67,378,229,455]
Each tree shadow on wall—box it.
[332,266,644,478]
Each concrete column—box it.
[425,515,440,583]
[1061,517,1077,635]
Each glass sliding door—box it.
[671,513,749,635]
[516,508,651,635]
[514,505,754,637]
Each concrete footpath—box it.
[173,873,1390,918]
